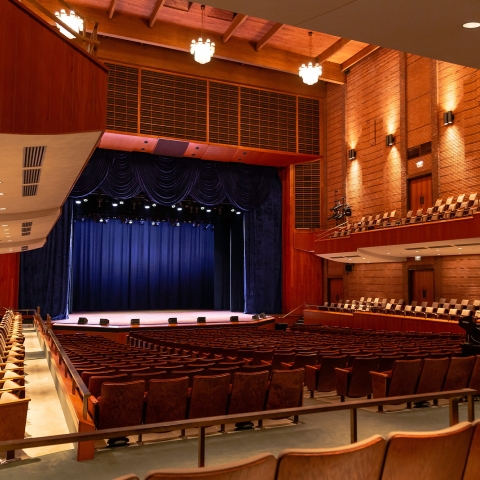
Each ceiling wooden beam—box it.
[149,0,167,28]
[341,44,380,71]
[108,0,118,20]
[255,23,283,51]
[222,13,248,43]
[315,38,351,64]
[36,1,346,84]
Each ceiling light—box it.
[145,205,150,209]
[152,203,156,207]
[231,208,235,212]
[55,9,83,39]
[463,22,480,28]
[119,201,124,205]
[0,208,6,211]
[129,220,133,224]
[172,205,176,208]
[190,5,215,64]
[75,200,81,204]
[206,209,212,213]
[299,32,322,85]
[177,207,183,211]
[0,193,4,195]
[112,203,118,207]
[236,211,241,215]
[83,198,88,202]
[200,206,205,210]
[1,225,8,227]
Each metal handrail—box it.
[0,388,475,467]
[34,314,91,419]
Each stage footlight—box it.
[99,318,109,326]
[260,312,267,319]
[78,317,88,325]
[252,314,260,320]
[197,316,206,323]
[168,317,178,324]
[230,315,239,322]
[131,318,140,325]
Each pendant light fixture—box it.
[299,31,322,85]
[54,9,83,39]
[190,5,215,64]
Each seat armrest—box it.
[260,360,272,366]
[280,362,293,370]
[371,371,389,398]
[335,368,351,397]
[304,365,320,392]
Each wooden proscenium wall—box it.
[323,48,480,303]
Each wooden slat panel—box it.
[298,97,320,155]
[209,82,239,146]
[294,160,321,229]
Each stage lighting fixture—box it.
[99,318,109,325]
[139,219,145,225]
[443,111,454,125]
[201,206,205,210]
[344,206,352,216]
[119,201,124,205]
[230,316,239,322]
[78,317,88,324]
[131,318,140,325]
[112,202,118,207]
[206,209,212,212]
[236,211,241,215]
[83,198,88,202]
[129,220,133,224]
[259,312,267,319]
[176,221,180,227]
[386,134,395,146]
[75,200,81,204]
[156,221,161,226]
[144,205,150,209]
[177,207,183,211]
[252,314,260,320]
[197,316,206,323]
[99,218,104,222]
[172,205,176,208]
[168,317,178,324]
[152,203,157,207]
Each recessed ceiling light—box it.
[0,193,4,196]
[0,208,6,210]
[7,240,11,242]
[463,22,480,28]
[1,225,8,227]
[458,247,462,250]
[387,253,390,255]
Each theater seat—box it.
[463,419,480,480]
[276,434,386,480]
[265,368,304,410]
[228,371,269,415]
[188,374,230,419]
[442,356,476,391]
[305,355,348,396]
[139,453,276,480]
[380,422,473,480]
[144,377,189,424]
[335,356,379,402]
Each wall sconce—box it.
[386,134,395,146]
[348,149,356,160]
[416,160,424,168]
[443,111,454,125]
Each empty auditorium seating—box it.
[264,368,304,410]
[335,356,379,401]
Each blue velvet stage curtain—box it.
[244,174,282,314]
[70,149,273,210]
[19,200,73,319]
[72,220,214,311]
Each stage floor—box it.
[55,310,255,328]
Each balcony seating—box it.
[305,355,348,396]
[381,422,473,480]
[371,359,422,411]
[265,368,304,410]
[335,356,379,401]
[276,434,386,480]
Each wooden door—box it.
[410,269,434,304]
[328,278,344,303]
[409,175,433,213]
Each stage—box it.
[51,310,275,341]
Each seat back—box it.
[228,371,269,415]
[0,393,30,442]
[97,380,146,429]
[315,355,348,392]
[277,435,385,480]
[188,374,230,419]
[88,374,129,398]
[145,377,189,424]
[265,368,304,410]
[347,356,380,397]
[270,352,296,370]
[381,422,473,480]
[415,358,450,394]
[463,419,480,480]
[143,453,277,480]
[251,350,274,365]
[468,356,480,394]
[442,356,476,390]
[292,353,318,369]
[387,360,422,397]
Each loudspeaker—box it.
[259,312,267,319]
[130,318,140,325]
[77,317,88,325]
[99,318,109,326]
[230,315,239,322]
[252,314,260,320]
[345,264,353,272]
[168,317,177,324]
[197,316,206,323]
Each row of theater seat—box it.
[318,296,480,320]
[115,420,480,480]
[0,310,30,463]
[332,192,478,237]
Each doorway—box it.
[409,269,435,304]
[328,278,344,304]
[408,174,433,213]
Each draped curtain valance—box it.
[71,149,277,211]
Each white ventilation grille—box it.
[22,221,33,236]
[22,146,45,197]
[21,246,29,251]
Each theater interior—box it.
[1,0,480,479]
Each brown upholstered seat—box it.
[170,368,205,386]
[245,350,274,365]
[265,368,304,410]
[188,373,230,419]
[335,356,379,401]
[415,357,449,395]
[261,352,296,372]
[0,392,30,461]
[96,380,145,430]
[88,373,129,398]
[463,419,480,480]
[227,370,269,415]
[276,434,386,480]
[371,359,422,411]
[305,355,348,396]
[138,453,276,480]
[144,377,189,424]
[377,355,404,372]
[442,356,476,391]
[381,422,473,480]
[81,369,116,385]
[130,371,168,388]
[468,355,480,394]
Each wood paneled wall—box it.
[0,0,107,134]
[0,253,20,309]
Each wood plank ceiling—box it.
[30,0,377,84]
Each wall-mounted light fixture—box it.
[443,111,454,125]
[348,149,356,160]
[416,160,424,168]
[386,134,395,146]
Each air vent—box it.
[22,185,38,197]
[347,255,361,258]
[298,97,320,155]
[330,256,345,259]
[209,82,239,146]
[23,168,41,185]
[294,160,320,229]
[21,246,29,252]
[140,70,207,141]
[22,221,33,236]
[455,243,480,247]
[23,146,46,168]
[407,141,432,160]
[106,63,139,133]
[404,247,428,250]
[240,87,296,152]
[428,245,453,249]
